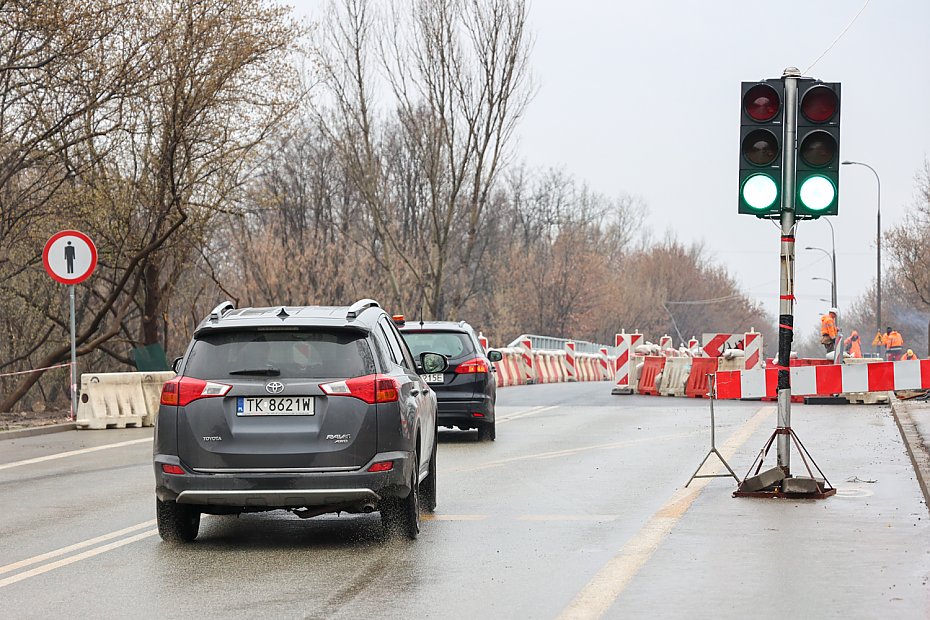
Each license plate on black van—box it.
[237,397,315,416]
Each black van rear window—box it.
[184,330,376,379]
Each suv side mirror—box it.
[487,350,503,363]
[172,356,183,373]
[420,352,448,374]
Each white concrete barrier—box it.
[140,371,176,426]
[657,357,691,397]
[76,371,175,429]
[77,372,146,429]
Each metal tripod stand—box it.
[686,374,739,487]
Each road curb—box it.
[0,422,77,441]
[890,396,930,508]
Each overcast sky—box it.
[290,0,930,341]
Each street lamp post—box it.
[806,246,837,308]
[812,276,836,307]
[842,161,881,347]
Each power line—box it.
[665,294,744,306]
[805,0,872,73]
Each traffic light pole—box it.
[776,68,800,474]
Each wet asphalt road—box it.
[1,382,929,619]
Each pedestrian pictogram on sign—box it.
[43,230,97,285]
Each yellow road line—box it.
[0,520,156,576]
[0,529,158,589]
[0,437,152,472]
[557,406,774,620]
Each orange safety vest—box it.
[882,331,904,348]
[821,314,837,339]
[904,351,918,360]
[844,331,862,358]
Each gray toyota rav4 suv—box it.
[154,299,446,542]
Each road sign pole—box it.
[776,67,801,474]
[69,284,78,421]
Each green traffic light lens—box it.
[741,174,778,210]
[799,175,836,211]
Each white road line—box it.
[446,432,699,474]
[495,405,556,423]
[517,515,618,522]
[0,437,152,472]
[556,406,774,620]
[0,520,156,576]
[0,529,158,589]
[421,515,489,521]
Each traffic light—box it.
[795,80,840,217]
[739,80,784,216]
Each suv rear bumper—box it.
[435,396,494,428]
[154,450,414,509]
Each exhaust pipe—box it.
[361,503,376,513]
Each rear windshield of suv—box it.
[184,329,376,379]
[402,331,475,360]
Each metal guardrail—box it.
[505,334,617,356]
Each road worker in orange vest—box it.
[820,307,838,353]
[903,349,918,360]
[843,330,862,358]
[882,327,904,361]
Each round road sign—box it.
[43,230,97,285]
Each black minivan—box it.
[153,299,446,542]
[398,320,502,441]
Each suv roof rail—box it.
[346,298,380,320]
[208,301,235,322]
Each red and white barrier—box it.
[565,341,577,381]
[702,333,743,358]
[599,348,610,380]
[716,359,930,400]
[659,334,673,353]
[612,332,642,394]
[520,338,534,384]
[743,330,763,370]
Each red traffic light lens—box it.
[743,84,780,122]
[801,85,837,123]
[741,129,779,166]
[799,131,837,167]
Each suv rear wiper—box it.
[228,368,281,376]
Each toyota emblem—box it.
[265,381,285,394]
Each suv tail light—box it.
[455,358,489,374]
[320,374,399,404]
[160,377,232,407]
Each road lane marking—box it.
[557,406,774,620]
[0,529,157,589]
[497,405,558,424]
[445,432,700,474]
[0,437,151,471]
[518,515,617,522]
[0,520,156,576]
[421,514,489,521]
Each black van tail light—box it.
[455,358,489,374]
